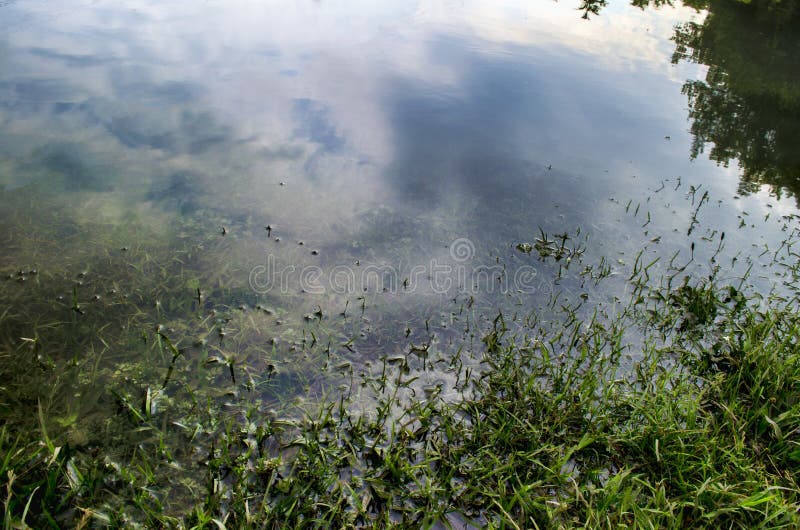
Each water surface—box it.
[1,0,799,515]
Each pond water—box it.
[1,0,799,517]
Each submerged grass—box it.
[1,186,799,528]
[219,288,799,529]
[2,239,799,528]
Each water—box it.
[1,0,799,518]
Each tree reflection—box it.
[578,0,674,19]
[671,0,800,201]
[582,0,800,202]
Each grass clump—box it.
[0,189,798,527]
[2,261,800,528]
[98,277,800,527]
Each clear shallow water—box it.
[1,0,799,510]
[2,3,794,267]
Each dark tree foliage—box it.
[671,0,800,201]
[582,0,800,202]
[578,0,674,19]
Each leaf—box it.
[37,400,54,455]
[764,414,782,439]
[739,489,777,508]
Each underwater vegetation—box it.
[1,174,799,527]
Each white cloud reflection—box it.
[0,0,791,288]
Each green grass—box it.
[1,245,798,528]
[1,185,799,528]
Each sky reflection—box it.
[0,0,795,306]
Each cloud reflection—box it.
[0,0,791,289]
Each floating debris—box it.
[516,243,533,254]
